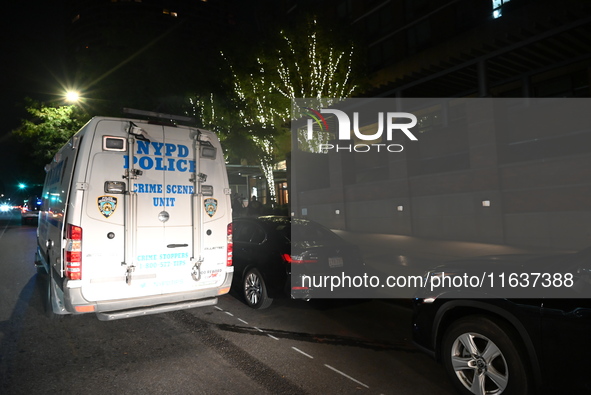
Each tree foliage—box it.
[192,18,361,203]
[272,19,359,101]
[13,99,90,166]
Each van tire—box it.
[243,268,273,309]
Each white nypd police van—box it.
[36,111,233,320]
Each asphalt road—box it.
[0,211,456,394]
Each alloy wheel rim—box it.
[245,273,261,305]
[450,332,509,395]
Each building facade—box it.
[290,0,591,250]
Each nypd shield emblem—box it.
[204,198,218,218]
[98,196,117,218]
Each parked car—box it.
[232,216,365,309]
[21,196,42,224]
[412,248,591,395]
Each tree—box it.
[13,99,90,169]
[192,18,361,204]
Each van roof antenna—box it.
[123,108,195,124]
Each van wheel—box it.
[243,268,272,309]
[442,315,530,395]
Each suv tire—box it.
[243,268,273,309]
[442,315,530,395]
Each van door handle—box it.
[167,244,189,248]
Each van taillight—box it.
[65,224,82,280]
[226,223,233,267]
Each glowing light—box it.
[65,91,80,102]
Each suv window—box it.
[234,222,266,244]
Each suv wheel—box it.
[442,315,530,395]
[243,268,272,309]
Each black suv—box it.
[412,248,591,395]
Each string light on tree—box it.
[190,19,358,203]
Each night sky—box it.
[1,1,67,197]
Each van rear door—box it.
[80,120,230,303]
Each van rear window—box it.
[201,143,216,159]
[103,136,126,151]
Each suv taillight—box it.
[281,253,318,264]
[65,224,82,280]
[227,223,233,266]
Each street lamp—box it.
[65,90,80,103]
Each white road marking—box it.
[217,304,372,390]
[324,364,369,388]
[291,347,314,359]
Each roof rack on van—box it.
[122,108,195,124]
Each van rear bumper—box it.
[95,297,218,321]
[64,273,233,321]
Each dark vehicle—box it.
[21,196,42,224]
[412,248,591,395]
[232,216,364,309]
